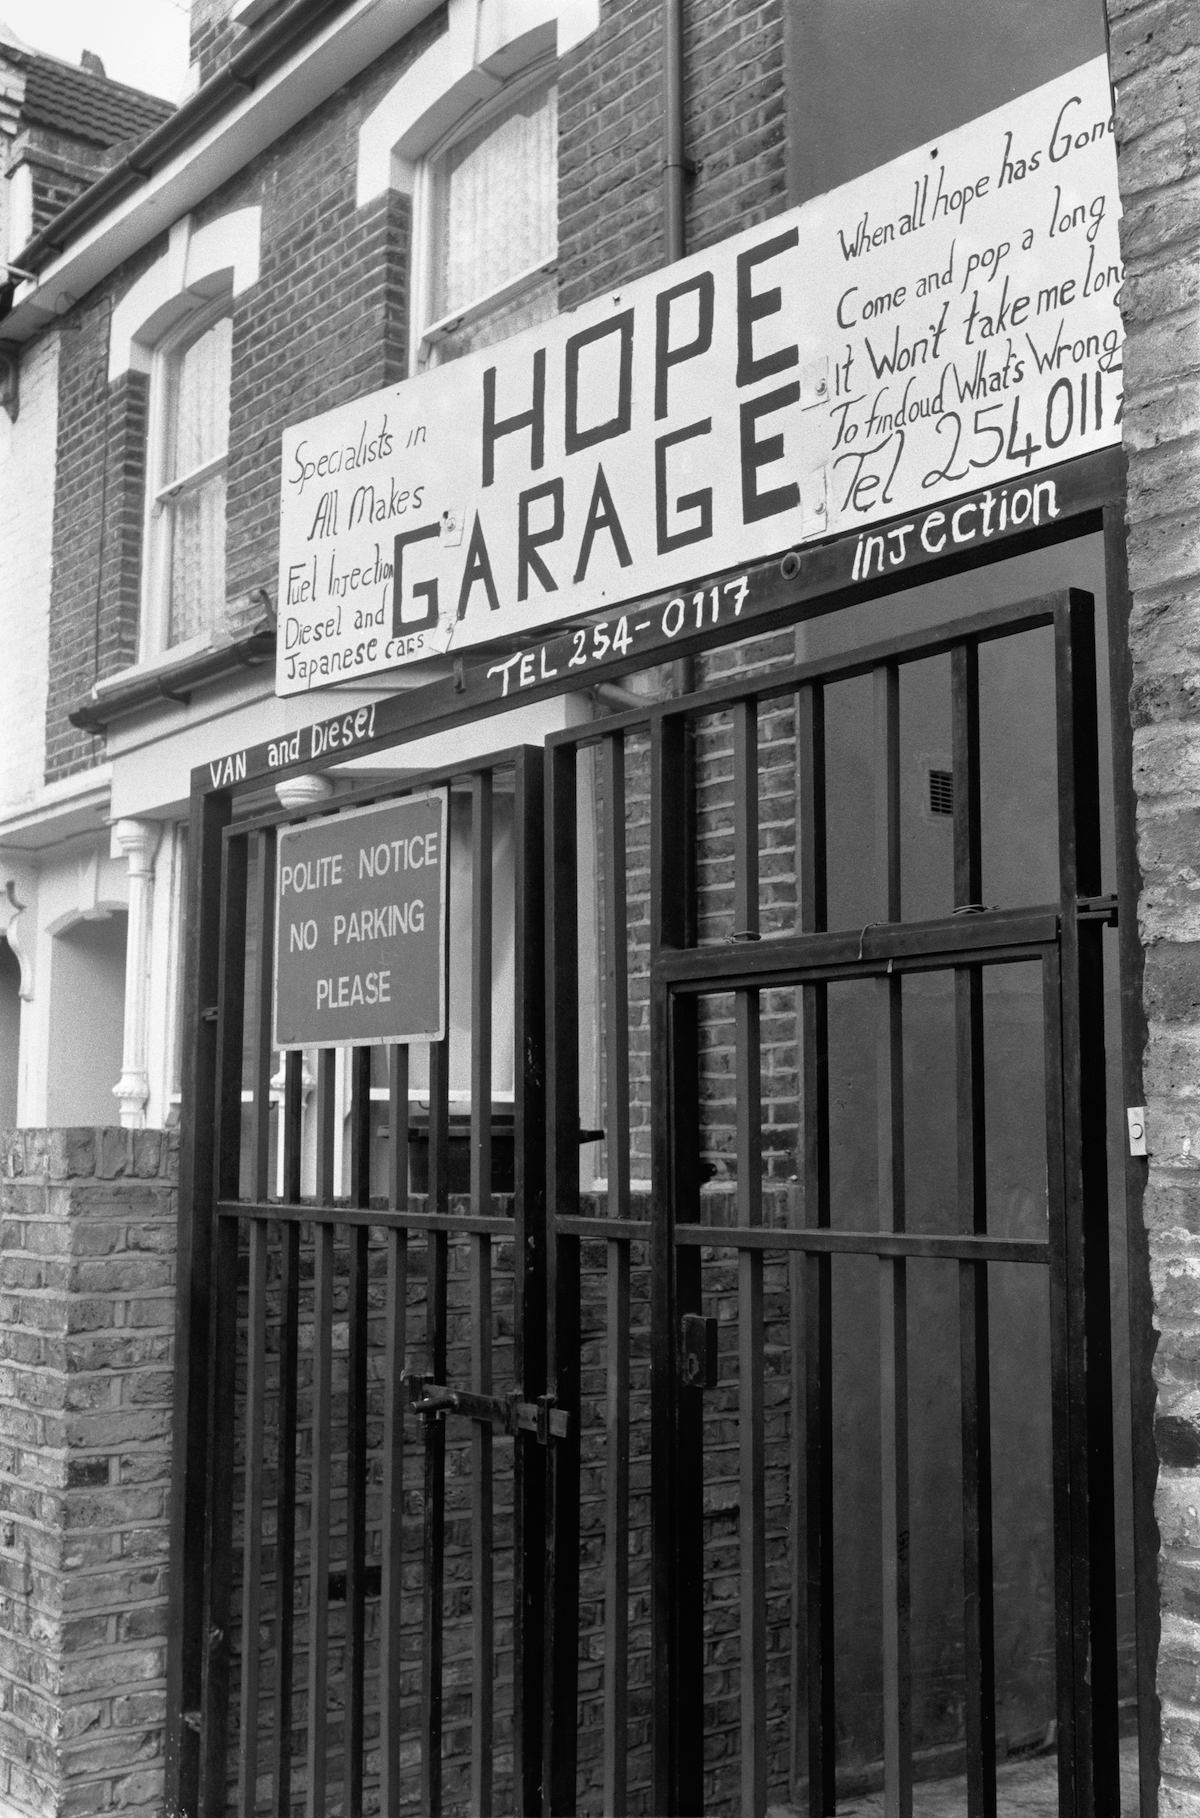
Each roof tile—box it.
[22,54,173,151]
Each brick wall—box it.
[45,288,156,784]
[1106,0,1200,1804]
[0,1129,176,1818]
[19,132,113,241]
[189,0,238,87]
[558,0,786,311]
[0,332,57,815]
[43,15,436,785]
[220,94,417,604]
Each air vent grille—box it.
[928,768,954,816]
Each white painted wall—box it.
[19,837,128,1125]
[46,914,127,1125]
[0,943,20,1128]
[143,819,187,1128]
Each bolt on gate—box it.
[167,577,1146,1815]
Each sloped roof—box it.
[22,54,174,150]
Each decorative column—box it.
[111,819,161,1129]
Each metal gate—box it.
[169,584,1131,1815]
[539,585,1125,1816]
[167,746,556,1816]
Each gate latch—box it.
[680,1314,719,1390]
[1075,893,1118,924]
[403,1371,568,1443]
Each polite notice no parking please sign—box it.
[273,794,447,1048]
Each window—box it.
[415,71,557,368]
[144,303,232,653]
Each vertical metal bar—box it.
[545,739,582,1816]
[733,700,768,1817]
[249,829,276,1201]
[874,665,912,1818]
[512,747,548,1816]
[1098,490,1156,1818]
[600,732,631,1814]
[199,830,249,1814]
[875,663,902,919]
[273,1051,303,1818]
[305,1054,335,1818]
[240,829,275,1816]
[213,839,249,1211]
[878,982,911,1818]
[381,1046,409,1818]
[470,1228,495,1818]
[602,735,632,1220]
[167,785,230,1818]
[422,918,451,1818]
[649,710,702,1818]
[283,1051,303,1205]
[951,642,997,1818]
[346,1046,371,1818]
[471,773,495,1206]
[1042,948,1078,1817]
[203,1216,240,1815]
[1101,491,1159,1818]
[603,1236,631,1817]
[1053,590,1118,1815]
[738,1241,767,1811]
[795,683,834,1818]
[239,1216,268,1818]
[470,760,496,1818]
[315,1046,336,1204]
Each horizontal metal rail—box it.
[215,1199,516,1234]
[656,905,1059,990]
[671,1227,1051,1263]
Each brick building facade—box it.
[0,0,1196,1812]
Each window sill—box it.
[69,626,276,732]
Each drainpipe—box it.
[663,0,694,696]
[663,0,687,266]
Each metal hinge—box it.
[403,1371,568,1443]
[680,1313,719,1389]
[1075,893,1118,924]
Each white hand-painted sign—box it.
[276,55,1121,696]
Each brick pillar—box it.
[0,1128,176,1818]
[1108,0,1200,1804]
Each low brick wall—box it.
[0,1129,176,1818]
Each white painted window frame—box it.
[409,61,558,372]
[140,295,233,662]
[107,207,261,672]
[355,0,600,366]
